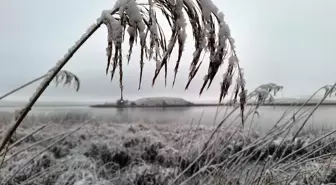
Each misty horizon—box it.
[1,0,335,102]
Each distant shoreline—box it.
[2,99,336,108]
[90,102,336,108]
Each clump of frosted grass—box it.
[1,105,336,185]
[0,0,245,153]
[2,83,336,184]
[0,0,335,182]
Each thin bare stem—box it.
[0,69,80,101]
[0,75,46,101]
[271,128,336,168]
[291,83,336,142]
[2,128,72,164]
[0,13,113,153]
[3,120,92,184]
[0,123,48,156]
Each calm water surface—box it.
[0,106,335,132]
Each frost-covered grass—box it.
[3,0,247,153]
[0,108,336,185]
[1,0,335,183]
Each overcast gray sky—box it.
[0,0,335,102]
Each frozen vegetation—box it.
[0,0,246,180]
[0,109,336,185]
[1,0,335,183]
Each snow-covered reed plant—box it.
[0,70,80,101]
[0,0,244,153]
[321,84,336,97]
[249,83,284,104]
[53,70,81,91]
[0,70,80,152]
[255,83,283,96]
[290,83,336,142]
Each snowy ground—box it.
[0,111,335,184]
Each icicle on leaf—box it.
[172,37,184,86]
[139,32,146,90]
[98,0,243,103]
[103,19,113,75]
[185,48,203,90]
[111,45,119,81]
[233,83,240,104]
[152,0,188,86]
[185,60,203,90]
[127,26,136,64]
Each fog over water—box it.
[0,105,334,134]
[1,0,336,102]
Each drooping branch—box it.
[0,0,243,153]
[100,0,244,102]
[0,76,45,101]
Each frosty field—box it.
[1,105,336,184]
[1,0,334,183]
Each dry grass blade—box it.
[3,120,92,184]
[19,161,67,185]
[2,129,71,164]
[284,168,302,185]
[271,128,336,169]
[0,123,48,156]
[284,151,336,172]
[291,83,336,142]
[169,106,243,185]
[179,129,239,185]
[0,76,45,101]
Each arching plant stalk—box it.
[0,0,243,153]
[0,70,81,101]
[0,76,45,101]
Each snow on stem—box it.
[0,0,244,153]
[101,0,242,102]
[0,8,119,153]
